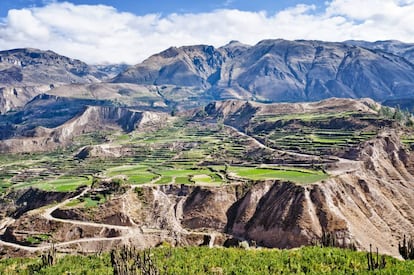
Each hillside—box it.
[0,98,413,261]
[0,48,123,113]
[0,98,169,152]
[1,40,414,267]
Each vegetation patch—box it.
[228,166,328,184]
[17,176,92,192]
[106,165,158,185]
[25,234,51,245]
[83,194,106,208]
[255,111,357,123]
[1,246,413,274]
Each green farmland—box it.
[228,166,327,184]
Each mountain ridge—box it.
[112,39,414,107]
[3,39,414,114]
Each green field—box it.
[13,176,92,192]
[106,165,158,184]
[228,166,328,184]
[157,168,223,185]
[0,246,412,274]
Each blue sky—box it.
[1,0,413,64]
[0,0,325,17]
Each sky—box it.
[1,0,414,64]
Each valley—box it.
[1,39,414,273]
[0,97,413,264]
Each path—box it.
[0,183,217,253]
[0,186,136,252]
[41,187,131,231]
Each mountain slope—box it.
[0,98,413,258]
[112,39,414,105]
[345,40,414,64]
[0,48,100,86]
[0,48,126,113]
[0,100,168,153]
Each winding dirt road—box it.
[0,183,217,253]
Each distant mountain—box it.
[344,40,414,64]
[91,64,129,80]
[0,48,102,86]
[0,93,168,153]
[3,40,414,114]
[112,39,414,106]
[0,48,127,113]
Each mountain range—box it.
[2,39,414,115]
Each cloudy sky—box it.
[1,0,413,64]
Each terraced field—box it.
[251,111,381,156]
[0,109,389,193]
[228,166,328,184]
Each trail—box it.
[0,217,15,235]
[0,183,217,253]
[0,235,127,252]
[41,187,130,231]
[0,186,137,252]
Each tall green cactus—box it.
[367,244,386,271]
[399,235,414,260]
[111,245,159,275]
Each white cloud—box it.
[0,0,414,64]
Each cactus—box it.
[28,244,57,273]
[398,235,414,260]
[321,231,336,247]
[110,245,159,275]
[318,230,356,251]
[41,243,57,267]
[367,244,386,271]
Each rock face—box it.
[0,94,113,140]
[113,39,414,105]
[0,188,80,219]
